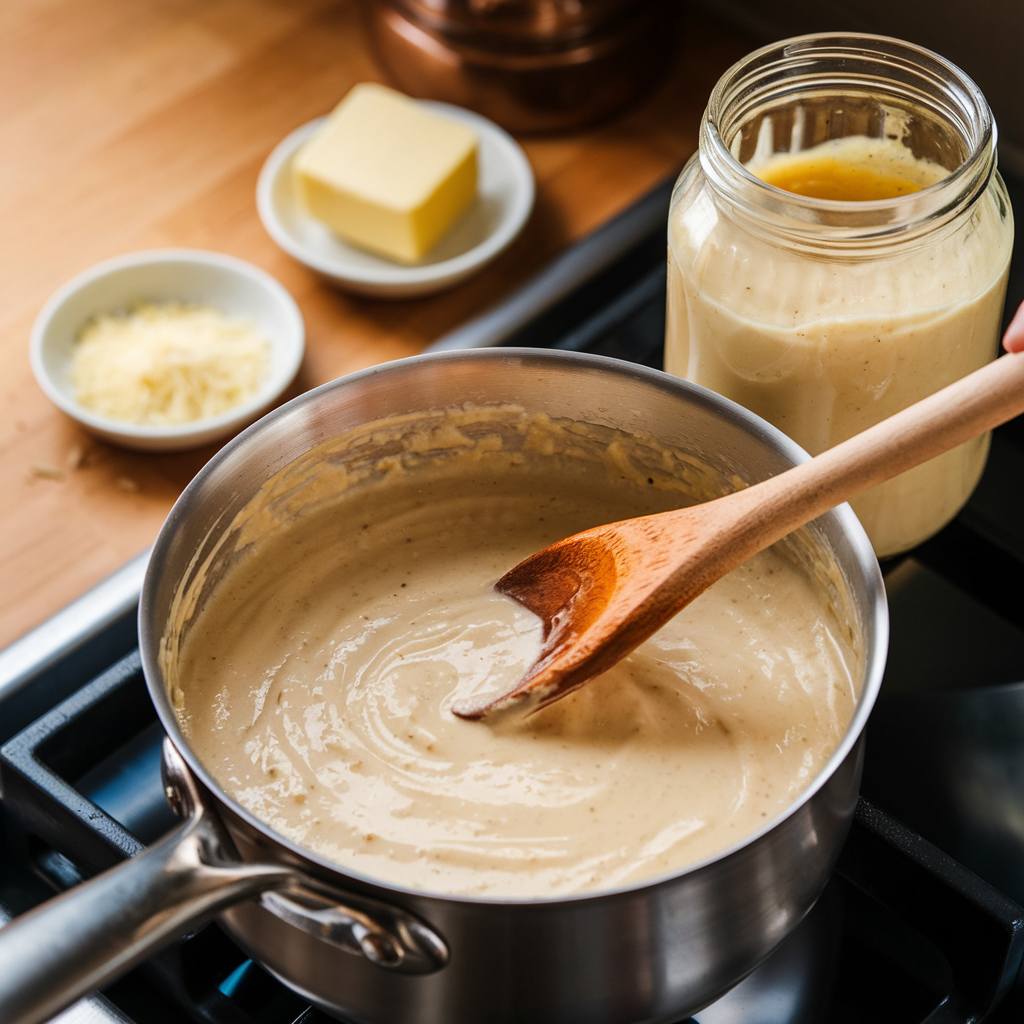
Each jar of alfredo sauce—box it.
[665,34,1013,558]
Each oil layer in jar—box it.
[751,135,942,200]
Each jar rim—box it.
[700,32,996,249]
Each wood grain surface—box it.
[0,0,751,649]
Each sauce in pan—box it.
[170,430,859,898]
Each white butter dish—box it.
[256,102,535,299]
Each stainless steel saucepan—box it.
[0,350,887,1024]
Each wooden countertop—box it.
[0,0,751,650]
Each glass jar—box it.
[665,34,1013,558]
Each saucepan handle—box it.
[0,805,292,1024]
[0,740,448,1024]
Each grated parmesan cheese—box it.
[71,302,271,425]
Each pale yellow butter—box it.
[293,83,478,263]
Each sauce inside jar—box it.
[664,35,1014,558]
[666,134,1011,557]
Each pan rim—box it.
[139,347,887,909]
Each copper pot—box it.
[361,0,679,133]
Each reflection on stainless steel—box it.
[695,887,840,1024]
[360,0,678,132]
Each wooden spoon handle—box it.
[728,350,1024,551]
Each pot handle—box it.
[0,740,448,1024]
[0,800,291,1024]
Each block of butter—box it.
[293,83,478,264]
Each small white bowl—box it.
[30,249,305,452]
[256,102,535,298]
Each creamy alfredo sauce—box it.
[171,432,859,898]
[666,135,1011,557]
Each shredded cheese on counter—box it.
[71,302,270,425]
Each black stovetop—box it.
[3,170,1024,1024]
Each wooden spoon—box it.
[452,350,1024,722]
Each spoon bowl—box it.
[454,350,1024,721]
